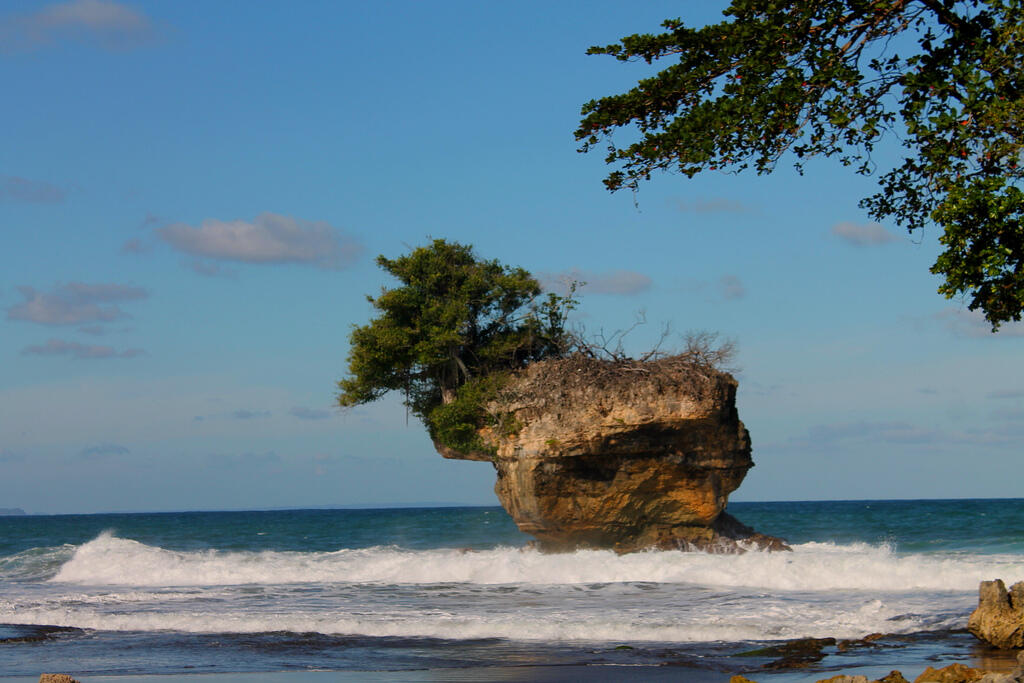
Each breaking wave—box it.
[45,532,1024,591]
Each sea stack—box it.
[435,354,786,553]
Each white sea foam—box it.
[0,592,963,642]
[50,532,1024,592]
[4,532,1007,642]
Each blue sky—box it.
[2,0,1022,514]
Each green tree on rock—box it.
[575,0,1024,329]
[337,239,574,452]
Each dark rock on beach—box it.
[736,637,837,669]
[968,579,1024,650]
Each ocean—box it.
[2,500,1023,681]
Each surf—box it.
[44,532,1024,592]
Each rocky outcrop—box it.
[969,579,1024,650]
[731,652,1024,683]
[915,656,1024,683]
[436,354,786,553]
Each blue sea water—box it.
[1,500,1023,678]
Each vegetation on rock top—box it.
[336,239,576,454]
[338,240,741,455]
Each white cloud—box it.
[158,212,362,270]
[7,282,148,326]
[0,0,156,51]
[0,175,65,204]
[831,221,900,246]
[21,338,144,359]
[540,268,652,296]
[936,308,1024,338]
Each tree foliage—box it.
[337,239,575,450]
[576,0,1024,328]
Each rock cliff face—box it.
[435,354,786,553]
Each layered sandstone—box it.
[436,354,786,553]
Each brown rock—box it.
[838,632,889,652]
[757,638,835,671]
[730,676,760,683]
[876,672,911,683]
[39,676,80,683]
[968,580,1024,650]
[817,676,869,683]
[438,354,787,553]
[913,663,985,683]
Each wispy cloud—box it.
[209,451,281,469]
[678,274,747,302]
[187,260,237,278]
[719,274,745,300]
[0,0,157,52]
[0,175,65,204]
[540,269,652,296]
[290,406,333,421]
[232,410,271,420]
[80,443,130,459]
[831,221,900,246]
[7,282,148,326]
[676,198,755,214]
[936,308,1024,338]
[0,449,26,463]
[989,389,1024,399]
[158,212,362,270]
[777,418,1024,451]
[122,238,148,254]
[803,421,934,445]
[22,338,144,359]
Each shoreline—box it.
[5,635,1020,683]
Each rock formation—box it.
[969,579,1024,650]
[436,354,786,553]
